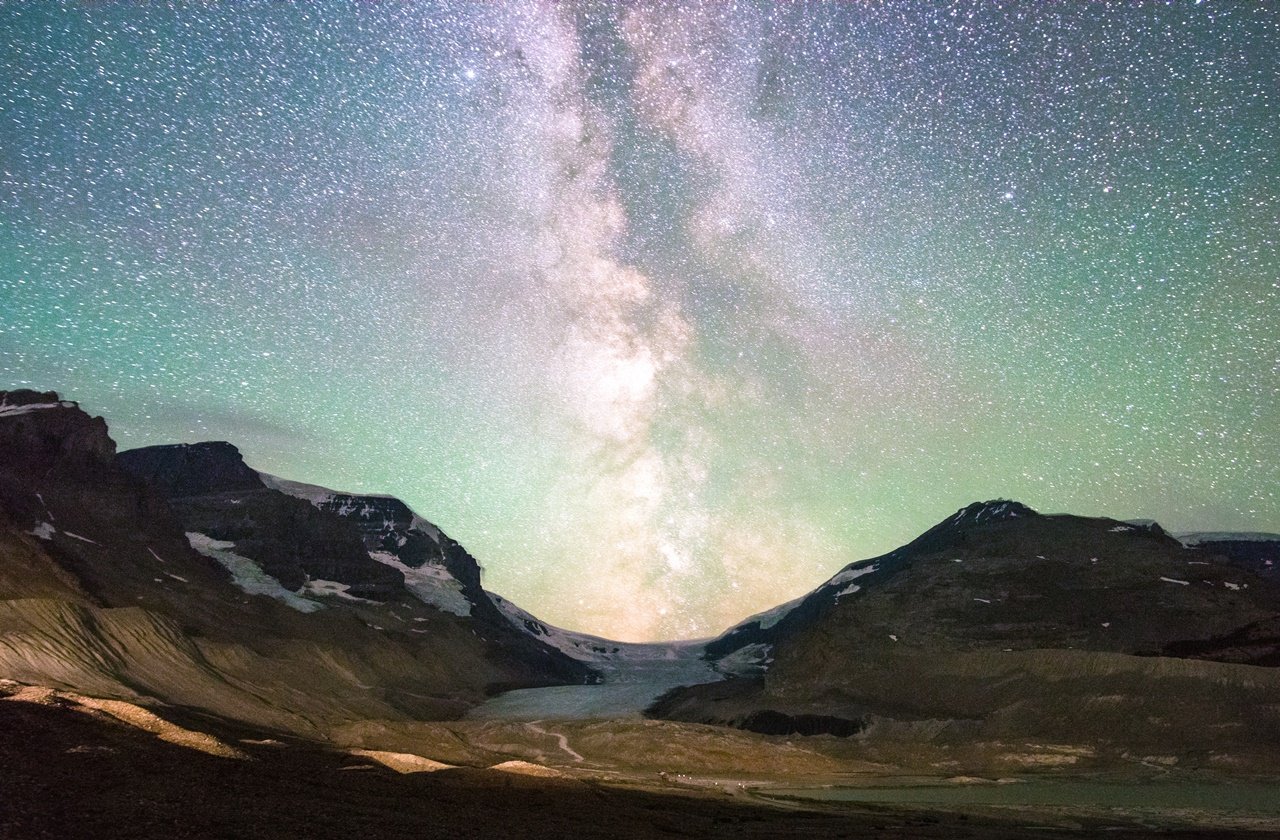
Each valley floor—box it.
[5,692,1277,840]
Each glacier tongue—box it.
[467,597,719,721]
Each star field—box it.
[3,1,1277,640]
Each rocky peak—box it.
[0,389,114,472]
[948,499,1037,527]
[261,475,487,603]
[118,442,266,498]
[0,389,64,409]
[888,499,1040,559]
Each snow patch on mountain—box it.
[713,642,773,676]
[302,579,377,604]
[735,594,806,631]
[951,500,1030,525]
[369,550,470,616]
[258,472,348,505]
[407,515,440,544]
[186,532,323,613]
[827,561,881,600]
[489,593,632,663]
[0,400,76,418]
[488,592,707,669]
[716,558,885,642]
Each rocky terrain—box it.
[12,684,1250,840]
[117,440,594,689]
[1177,531,1280,582]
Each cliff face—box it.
[114,441,264,498]
[304,492,482,594]
[119,443,404,598]
[258,474,483,595]
[0,390,185,604]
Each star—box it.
[1,0,1276,640]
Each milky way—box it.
[3,2,1278,640]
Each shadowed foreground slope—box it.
[2,691,1258,840]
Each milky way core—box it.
[3,2,1277,639]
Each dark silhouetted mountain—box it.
[120,442,403,597]
[0,390,594,742]
[652,500,1280,754]
[703,500,1271,665]
[1177,532,1280,581]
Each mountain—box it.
[117,442,616,686]
[1176,531,1280,581]
[700,500,1278,665]
[118,442,405,598]
[650,500,1280,764]
[0,389,594,741]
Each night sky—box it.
[3,2,1277,640]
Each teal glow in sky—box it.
[3,1,1277,640]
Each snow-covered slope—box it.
[186,531,323,613]
[259,471,616,672]
[731,594,806,633]
[370,550,470,617]
[486,592,704,667]
[0,399,77,418]
[705,554,889,673]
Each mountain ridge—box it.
[0,389,597,742]
[650,498,1280,750]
